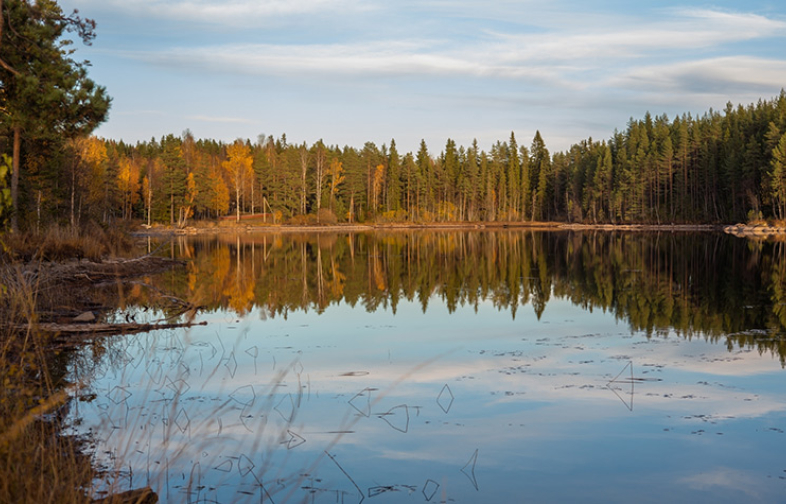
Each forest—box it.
[3,91,786,229]
[2,1,786,229]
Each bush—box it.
[375,210,408,223]
[287,214,310,226]
[316,208,338,224]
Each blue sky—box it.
[59,0,786,153]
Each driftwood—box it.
[92,487,158,504]
[17,320,209,346]
[37,320,207,334]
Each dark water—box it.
[70,231,786,503]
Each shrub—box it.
[316,208,338,224]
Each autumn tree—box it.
[117,155,141,220]
[327,157,344,212]
[71,136,108,224]
[223,140,254,223]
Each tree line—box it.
[3,91,786,229]
[4,2,786,229]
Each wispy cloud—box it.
[70,0,786,148]
[83,0,371,24]
[492,8,786,64]
[115,6,786,98]
[130,39,572,88]
[613,56,786,95]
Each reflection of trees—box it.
[146,231,786,364]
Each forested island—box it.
[2,91,786,230]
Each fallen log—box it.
[12,320,209,344]
[40,320,207,334]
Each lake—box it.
[68,230,786,503]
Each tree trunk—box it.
[11,126,20,232]
[71,154,77,228]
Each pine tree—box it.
[770,132,786,220]
[387,139,402,212]
[507,132,521,219]
[530,131,550,220]
[0,0,110,230]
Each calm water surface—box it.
[69,231,786,503]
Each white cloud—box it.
[680,467,764,499]
[81,0,370,23]
[123,40,574,89]
[613,56,786,94]
[109,6,786,97]
[493,8,786,64]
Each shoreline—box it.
[133,221,729,236]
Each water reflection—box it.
[140,231,786,363]
[71,231,786,503]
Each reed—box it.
[0,223,145,503]
[1,223,137,263]
[0,260,97,503]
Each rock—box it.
[72,311,96,323]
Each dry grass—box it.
[1,223,137,263]
[0,263,97,503]
[0,224,152,503]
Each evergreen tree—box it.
[1,0,110,230]
[530,131,550,220]
[507,132,521,219]
[387,139,402,212]
[770,132,786,220]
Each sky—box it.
[58,0,786,154]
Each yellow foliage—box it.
[329,158,344,195]
[117,156,141,218]
[208,161,230,215]
[373,164,385,196]
[76,137,108,207]
[79,136,108,168]
[437,201,458,221]
[222,140,254,193]
[329,260,346,298]
[372,255,386,291]
[226,275,256,316]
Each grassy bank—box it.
[0,256,96,503]
[0,225,162,503]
